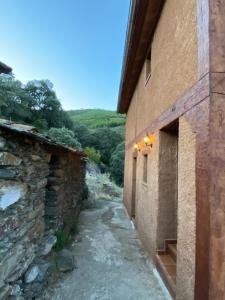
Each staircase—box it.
[155,240,177,299]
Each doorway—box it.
[157,120,179,247]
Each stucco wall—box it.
[176,117,196,300]
[123,147,134,216]
[136,134,160,256]
[125,0,198,145]
[125,92,137,146]
[123,1,198,296]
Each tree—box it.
[24,80,73,130]
[84,147,101,163]
[73,123,94,148]
[90,127,123,166]
[0,74,31,121]
[110,142,125,186]
[47,127,82,149]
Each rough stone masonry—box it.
[0,119,86,299]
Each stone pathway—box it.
[44,200,170,300]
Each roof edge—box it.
[0,61,12,74]
[117,0,165,114]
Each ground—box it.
[44,199,170,300]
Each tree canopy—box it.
[0,75,73,131]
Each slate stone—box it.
[36,263,50,282]
[24,265,40,283]
[56,249,76,272]
[0,137,6,149]
[40,235,57,256]
[0,169,16,180]
[0,152,22,166]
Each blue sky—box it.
[0,0,130,110]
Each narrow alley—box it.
[44,200,170,300]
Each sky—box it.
[0,0,130,110]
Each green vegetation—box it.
[84,147,101,163]
[74,116,124,185]
[67,109,125,129]
[110,142,125,186]
[54,230,68,251]
[47,127,81,149]
[0,73,125,186]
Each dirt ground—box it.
[44,200,170,300]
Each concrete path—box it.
[46,200,170,300]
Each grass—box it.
[67,109,125,129]
[54,230,68,251]
[54,221,79,251]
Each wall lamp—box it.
[134,143,141,152]
[144,133,156,147]
[133,134,156,153]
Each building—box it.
[0,62,12,74]
[0,119,86,298]
[118,1,225,299]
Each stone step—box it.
[167,243,177,261]
[155,253,176,299]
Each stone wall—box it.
[0,127,86,298]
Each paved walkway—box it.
[46,200,169,300]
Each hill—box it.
[67,109,125,129]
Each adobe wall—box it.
[125,0,198,145]
[0,128,86,298]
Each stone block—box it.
[31,155,41,161]
[45,206,59,217]
[0,137,6,149]
[0,152,22,166]
[0,285,11,299]
[0,168,17,180]
[0,244,24,287]
[53,168,64,178]
[45,153,51,163]
[6,244,35,283]
[24,265,40,283]
[56,249,76,272]
[40,235,57,256]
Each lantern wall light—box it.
[144,133,156,147]
[133,133,156,154]
[134,143,141,152]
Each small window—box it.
[145,50,151,82]
[143,154,148,183]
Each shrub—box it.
[47,127,82,149]
[110,142,125,186]
[85,147,101,163]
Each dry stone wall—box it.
[0,127,86,298]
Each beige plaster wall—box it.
[123,1,198,291]
[135,133,160,256]
[123,147,135,216]
[125,0,198,145]
[176,117,196,300]
[125,91,137,146]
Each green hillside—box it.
[67,109,125,129]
